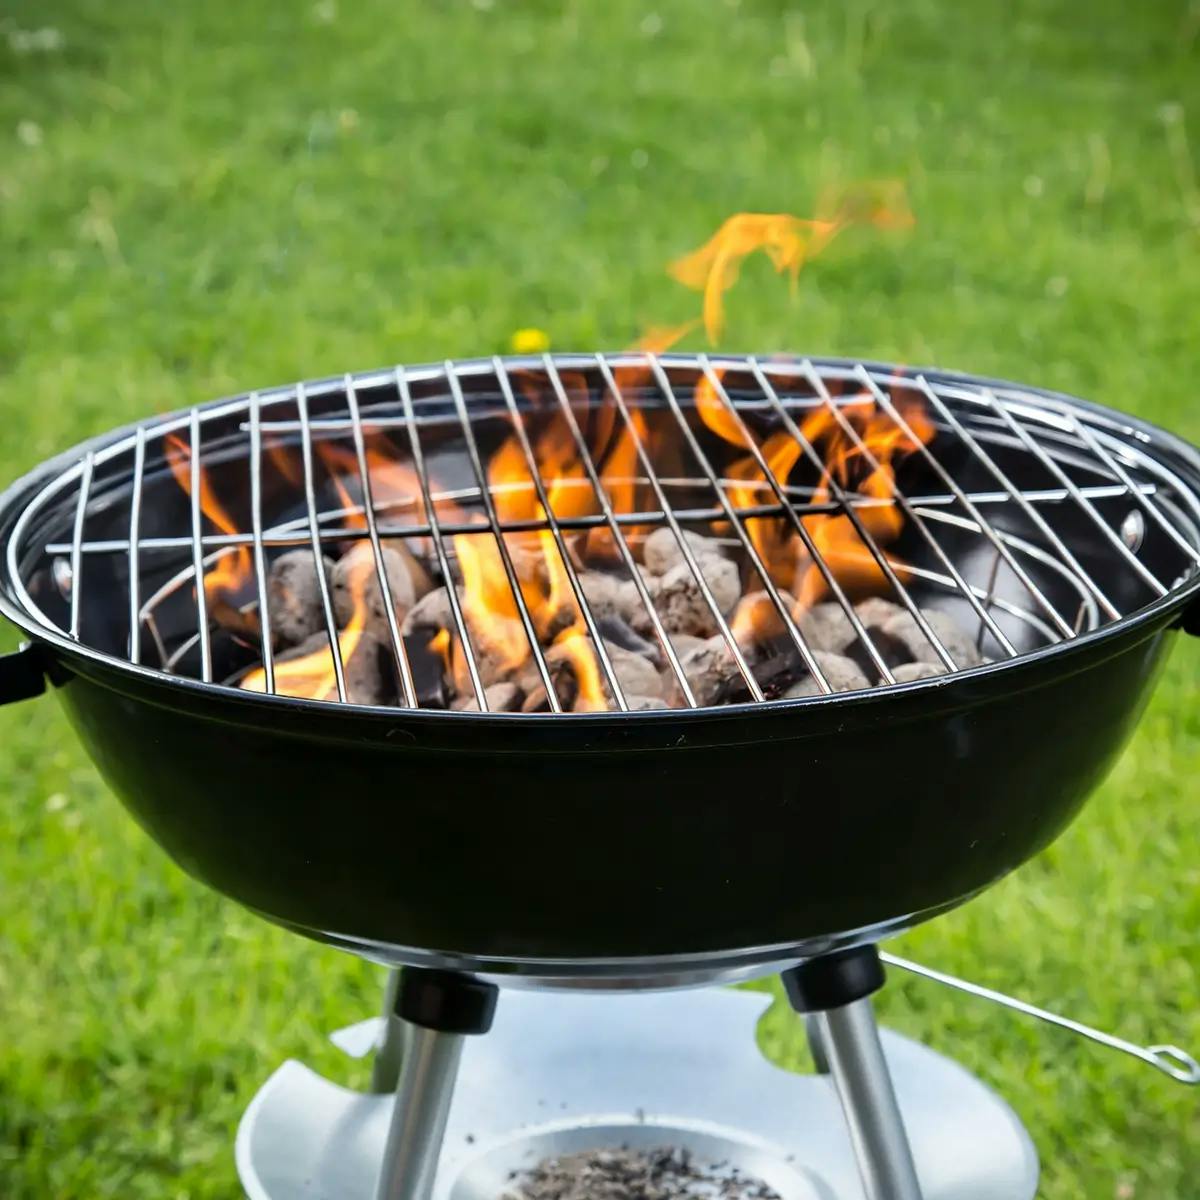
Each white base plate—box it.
[237,987,1038,1200]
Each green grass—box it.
[1,0,1198,1196]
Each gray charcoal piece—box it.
[655,555,741,635]
[678,635,741,706]
[451,680,522,712]
[595,614,663,664]
[576,571,622,619]
[892,661,947,683]
[331,541,432,630]
[855,595,907,629]
[267,549,336,647]
[882,607,983,669]
[641,526,727,575]
[784,651,871,699]
[615,572,661,634]
[798,601,860,655]
[602,640,664,699]
[623,693,670,710]
[401,585,461,636]
[668,633,708,660]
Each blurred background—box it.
[0,1,1197,1196]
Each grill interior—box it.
[6,354,1200,713]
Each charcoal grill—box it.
[1,353,1198,1200]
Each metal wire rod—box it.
[394,366,489,710]
[345,374,418,708]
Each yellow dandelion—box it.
[510,327,550,354]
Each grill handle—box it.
[882,952,1200,1085]
[0,642,46,705]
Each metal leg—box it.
[782,946,923,1200]
[375,1024,465,1200]
[811,997,923,1200]
[373,968,499,1200]
[370,969,408,1094]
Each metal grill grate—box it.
[6,355,1200,713]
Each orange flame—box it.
[792,387,934,607]
[239,548,371,700]
[449,404,608,708]
[669,183,913,342]
[164,434,253,610]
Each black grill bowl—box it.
[47,614,1176,979]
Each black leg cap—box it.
[396,968,499,1035]
[782,946,885,1013]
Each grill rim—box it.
[2,353,1198,725]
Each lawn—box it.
[1,0,1198,1196]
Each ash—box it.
[502,1145,781,1200]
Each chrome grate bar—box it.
[444,361,562,713]
[68,451,94,642]
[701,358,895,683]
[984,390,1168,597]
[649,355,833,694]
[493,359,628,711]
[248,392,277,695]
[127,429,146,663]
[394,366,489,710]
[552,354,697,707]
[854,366,1079,641]
[1047,401,1200,567]
[345,375,418,708]
[830,364,1018,660]
[185,412,214,681]
[595,355,764,700]
[912,375,1122,621]
[760,362,959,671]
[296,382,348,703]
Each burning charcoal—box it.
[642,526,727,576]
[892,661,947,683]
[267,549,335,647]
[331,541,432,632]
[273,629,388,705]
[602,640,665,699]
[676,635,742,706]
[798,601,860,656]
[516,649,578,712]
[783,651,871,699]
[451,681,522,712]
[880,607,983,669]
[655,556,741,636]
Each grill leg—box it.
[370,969,408,1094]
[374,969,498,1200]
[783,948,923,1200]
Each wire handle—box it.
[881,952,1200,1086]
